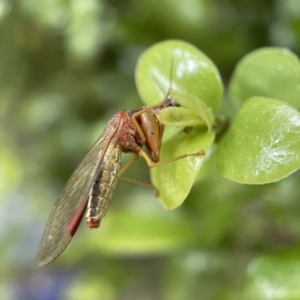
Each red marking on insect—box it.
[67,199,89,236]
[85,217,101,229]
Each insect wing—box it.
[37,114,122,267]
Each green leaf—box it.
[152,128,215,210]
[135,41,219,209]
[243,248,300,300]
[217,97,300,184]
[157,107,205,127]
[135,40,223,112]
[169,88,214,131]
[229,48,300,110]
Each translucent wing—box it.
[37,113,123,267]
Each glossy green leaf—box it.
[135,40,219,209]
[243,248,300,300]
[229,48,300,109]
[157,107,205,127]
[135,40,223,112]
[217,97,300,184]
[169,88,214,131]
[152,128,215,210]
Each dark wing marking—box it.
[37,113,123,267]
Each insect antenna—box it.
[151,72,165,98]
[167,58,176,106]
[151,59,176,106]
[169,58,174,90]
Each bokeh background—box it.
[1,0,300,299]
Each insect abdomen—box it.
[85,145,122,228]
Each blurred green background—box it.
[1,0,300,299]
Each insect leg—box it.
[138,149,205,168]
[119,177,154,189]
[119,154,139,175]
[119,155,158,192]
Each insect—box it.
[36,92,204,267]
